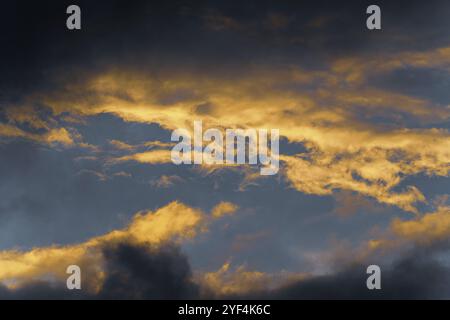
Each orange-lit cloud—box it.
[0,123,76,147]
[198,262,308,297]
[390,205,450,245]
[113,149,172,165]
[211,202,239,218]
[338,205,450,264]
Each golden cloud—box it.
[211,202,239,218]
[390,205,450,244]
[4,45,450,212]
[198,262,308,296]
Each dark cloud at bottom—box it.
[262,256,450,300]
[99,244,200,299]
[1,242,450,299]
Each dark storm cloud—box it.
[227,245,450,300]
[0,243,200,299]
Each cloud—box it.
[198,262,307,298]
[109,139,175,151]
[1,195,450,299]
[259,248,450,299]
[0,201,206,292]
[0,0,449,300]
[391,206,450,244]
[322,206,450,267]
[150,175,183,188]
[367,205,450,251]
[280,152,429,213]
[9,47,447,211]
[96,243,200,299]
[0,124,76,147]
[109,139,135,150]
[2,244,450,299]
[332,191,385,217]
[0,243,200,299]
[0,200,243,298]
[43,128,76,146]
[211,202,239,218]
[112,149,172,165]
[197,241,450,299]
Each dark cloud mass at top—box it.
[0,0,449,300]
[1,0,449,100]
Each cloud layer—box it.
[0,0,449,299]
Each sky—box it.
[0,0,449,299]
